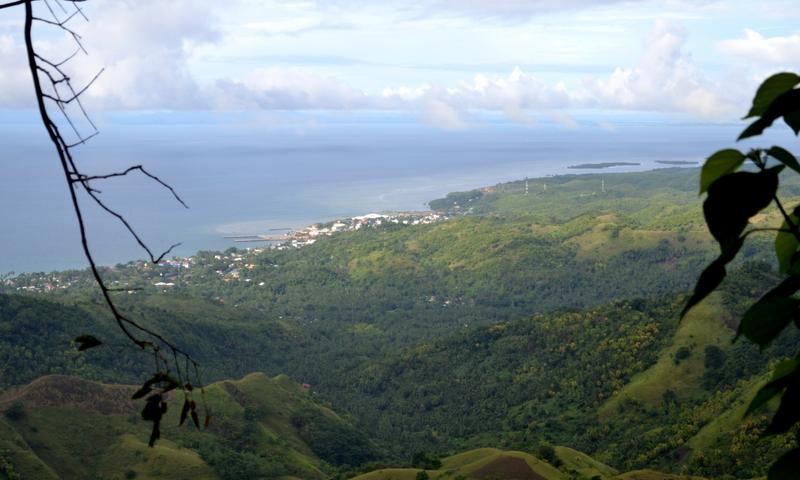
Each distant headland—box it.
[568,162,641,169]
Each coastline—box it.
[4,164,700,274]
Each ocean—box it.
[0,111,788,273]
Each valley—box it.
[1,167,798,479]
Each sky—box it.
[0,0,799,130]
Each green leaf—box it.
[772,358,800,382]
[745,72,800,118]
[768,447,800,480]
[699,149,746,194]
[740,89,800,140]
[74,335,102,351]
[767,146,800,174]
[703,169,780,250]
[681,238,743,319]
[775,215,800,273]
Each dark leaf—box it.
[745,72,800,119]
[767,146,800,174]
[148,422,160,448]
[152,373,179,393]
[681,238,743,319]
[740,90,800,140]
[131,385,153,400]
[703,169,780,249]
[179,399,190,426]
[737,296,799,348]
[746,383,787,417]
[745,359,799,416]
[161,380,178,395]
[133,373,179,400]
[74,334,102,351]
[785,109,800,135]
[141,394,163,422]
[191,409,200,429]
[768,447,800,480]
[764,384,800,436]
[699,149,745,194]
[204,414,212,429]
[737,276,800,347]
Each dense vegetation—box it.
[2,167,800,478]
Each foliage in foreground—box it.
[684,72,800,479]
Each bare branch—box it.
[21,0,206,433]
[0,0,28,9]
[0,0,86,9]
[65,130,98,148]
[40,68,103,104]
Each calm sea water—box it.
[0,112,788,273]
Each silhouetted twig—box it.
[15,0,207,430]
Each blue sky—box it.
[0,0,799,129]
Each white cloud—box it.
[212,68,369,110]
[434,0,641,16]
[421,96,469,130]
[0,1,746,127]
[0,34,32,108]
[717,29,800,66]
[588,19,732,117]
[61,0,218,109]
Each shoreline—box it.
[5,164,700,275]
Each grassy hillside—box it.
[352,448,567,480]
[353,447,712,480]
[0,373,374,480]
[2,168,799,479]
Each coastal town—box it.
[278,211,447,248]
[1,210,449,294]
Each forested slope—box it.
[1,168,798,479]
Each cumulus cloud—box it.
[212,68,369,110]
[588,19,732,117]
[376,68,582,126]
[56,0,219,109]
[421,96,469,130]
[0,34,32,108]
[434,0,640,17]
[717,29,800,67]
[0,1,739,129]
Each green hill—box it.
[0,372,374,480]
[353,447,712,480]
[2,168,799,479]
[352,448,566,480]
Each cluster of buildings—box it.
[2,211,450,292]
[285,211,447,248]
